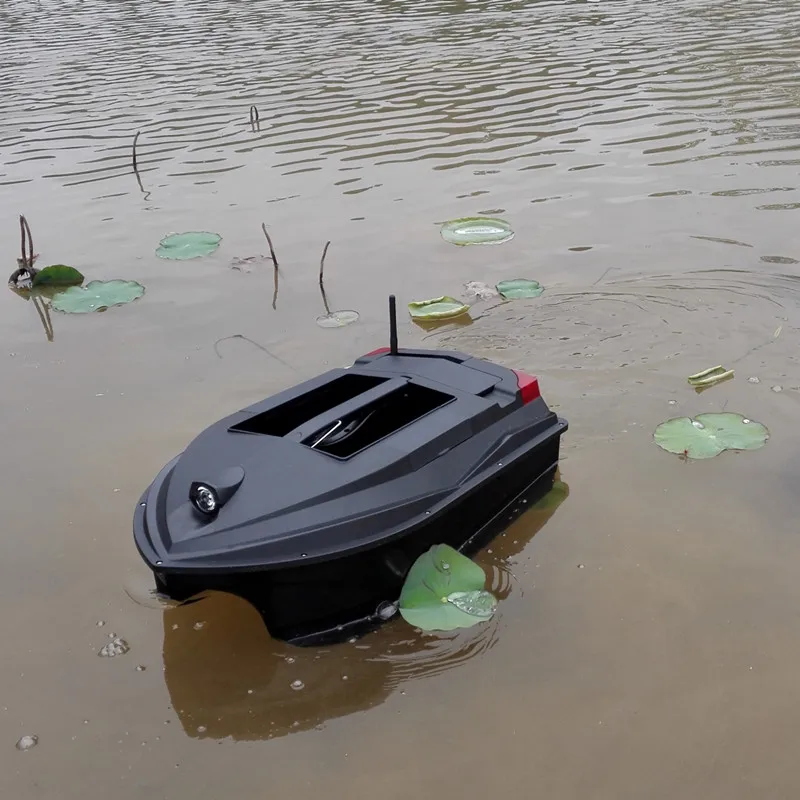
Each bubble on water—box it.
[441,562,450,571]
[692,420,705,429]
[669,400,677,405]
[193,621,205,630]
[743,419,750,424]
[748,376,760,384]
[96,620,105,627]
[98,637,130,658]
[16,735,38,751]
[196,726,207,734]
[771,385,783,393]
[285,656,295,664]
[135,665,146,672]
[342,675,349,681]
[348,637,357,644]
[290,680,305,691]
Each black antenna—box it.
[389,294,398,355]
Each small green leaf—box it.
[408,296,470,321]
[440,217,514,246]
[51,279,145,314]
[399,544,497,631]
[653,412,769,459]
[496,278,544,299]
[687,365,734,388]
[156,231,221,260]
[316,310,360,328]
[32,265,84,287]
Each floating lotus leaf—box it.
[399,544,497,631]
[496,278,544,299]
[653,412,768,459]
[51,279,145,314]
[156,231,221,260]
[32,264,84,287]
[408,296,470,321]
[316,310,360,328]
[440,217,514,246]
[687,365,734,388]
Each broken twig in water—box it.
[319,240,331,314]
[261,223,280,310]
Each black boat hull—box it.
[135,418,565,645]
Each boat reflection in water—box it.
[161,473,570,742]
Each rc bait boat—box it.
[133,296,568,643]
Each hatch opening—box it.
[303,383,454,459]
[230,374,388,437]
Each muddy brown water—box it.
[2,0,800,797]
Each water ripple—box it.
[1,0,798,201]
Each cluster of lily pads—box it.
[9,230,224,314]
[653,364,769,460]
[14,263,145,314]
[409,216,543,322]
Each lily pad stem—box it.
[319,240,331,315]
[132,131,140,174]
[260,223,280,311]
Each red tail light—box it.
[512,369,540,404]
[363,347,390,357]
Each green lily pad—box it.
[32,264,84,287]
[399,543,498,632]
[440,217,514,246]
[408,296,470,321]
[316,310,360,328]
[155,231,221,260]
[653,412,769,460]
[51,280,145,314]
[496,278,544,299]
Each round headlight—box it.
[192,484,218,515]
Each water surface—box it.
[2,0,800,798]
